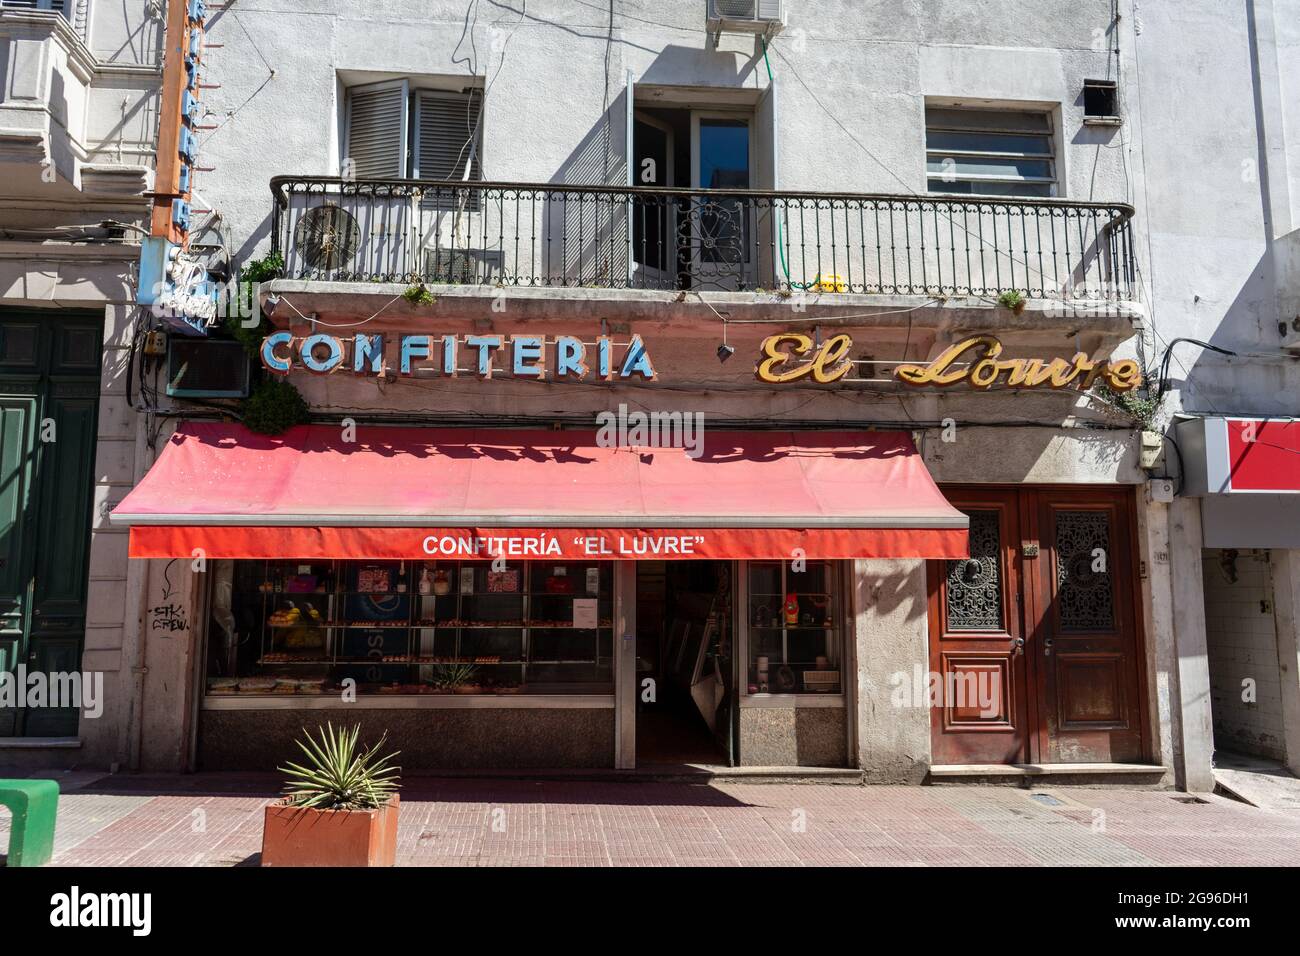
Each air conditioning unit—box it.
[166,337,251,399]
[707,0,784,46]
[422,248,503,285]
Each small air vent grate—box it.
[422,248,503,285]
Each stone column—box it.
[138,558,202,771]
[854,558,931,784]
[613,561,637,769]
[1169,498,1216,791]
[1136,495,1176,779]
[1268,549,1300,775]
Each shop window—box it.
[925,106,1057,198]
[746,561,841,694]
[204,560,613,697]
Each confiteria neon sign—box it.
[755,332,1142,392]
[260,332,657,381]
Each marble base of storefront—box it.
[197,702,615,770]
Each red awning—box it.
[111,423,967,560]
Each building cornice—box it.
[0,239,140,261]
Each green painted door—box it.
[0,397,37,737]
[0,312,102,737]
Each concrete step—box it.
[928,762,1169,787]
[631,765,865,785]
[1212,752,1300,813]
[405,764,866,785]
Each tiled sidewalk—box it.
[4,773,1299,866]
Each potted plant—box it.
[997,289,1028,315]
[261,723,401,867]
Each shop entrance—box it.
[1200,548,1300,806]
[928,487,1148,765]
[635,560,734,766]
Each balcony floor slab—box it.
[260,280,1142,347]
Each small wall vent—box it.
[1083,79,1121,126]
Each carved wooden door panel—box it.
[927,490,1029,765]
[1030,491,1145,762]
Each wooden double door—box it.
[0,312,102,737]
[928,487,1148,765]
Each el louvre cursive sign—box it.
[754,331,1141,392]
[894,335,1142,392]
[755,332,854,384]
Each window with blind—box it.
[0,0,70,14]
[343,79,483,186]
[925,107,1057,198]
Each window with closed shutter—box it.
[413,89,483,210]
[342,83,483,185]
[413,89,483,181]
[0,0,70,14]
[344,79,409,179]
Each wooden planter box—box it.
[261,796,399,867]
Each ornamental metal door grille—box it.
[1053,510,1114,631]
[944,510,1003,631]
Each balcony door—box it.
[627,80,777,291]
[689,113,754,290]
[631,113,676,289]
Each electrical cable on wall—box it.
[759,36,809,292]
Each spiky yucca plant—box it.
[431,660,478,689]
[278,723,400,811]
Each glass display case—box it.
[205,559,614,696]
[746,560,841,694]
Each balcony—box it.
[267,176,1141,336]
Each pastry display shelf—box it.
[230,559,615,692]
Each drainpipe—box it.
[125,418,155,772]
[124,0,206,770]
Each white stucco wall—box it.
[1123,0,1300,786]
[1127,0,1300,417]
[198,1,1131,260]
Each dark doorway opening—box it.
[635,560,734,767]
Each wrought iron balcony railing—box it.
[270,176,1137,302]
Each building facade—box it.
[0,0,161,765]
[4,1,1296,789]
[1136,0,1300,790]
